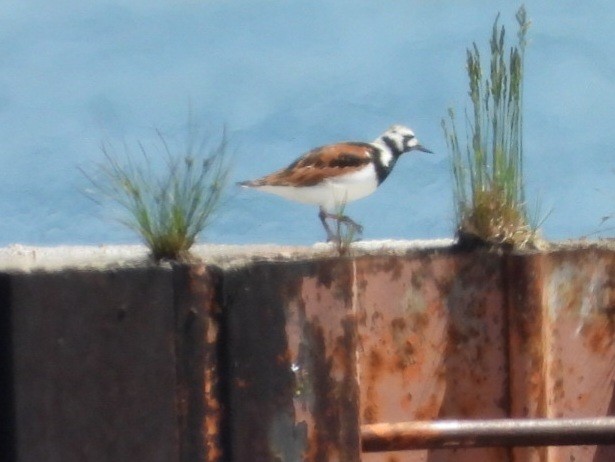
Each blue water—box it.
[1,0,613,246]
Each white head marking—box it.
[379,125,418,154]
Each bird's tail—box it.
[237,179,258,188]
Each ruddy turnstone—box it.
[239,125,432,241]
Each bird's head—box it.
[379,124,432,156]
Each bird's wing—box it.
[248,142,378,187]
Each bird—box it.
[239,125,432,242]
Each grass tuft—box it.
[82,124,230,261]
[442,6,540,248]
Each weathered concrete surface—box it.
[0,240,455,272]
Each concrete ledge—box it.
[2,239,613,272]
[0,239,456,272]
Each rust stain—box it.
[234,378,248,389]
[316,261,354,305]
[586,325,613,354]
[407,310,429,333]
[579,315,615,355]
[223,262,310,462]
[363,403,378,425]
[337,316,361,460]
[410,270,424,290]
[283,259,360,462]
[389,318,418,370]
[368,348,384,371]
[358,255,403,281]
[414,393,441,420]
[552,377,565,405]
[391,317,407,331]
[505,253,549,421]
[371,310,384,325]
[301,316,359,461]
[363,348,384,423]
[174,263,224,462]
[276,351,291,365]
[302,318,340,462]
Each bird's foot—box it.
[325,230,339,243]
[319,208,363,247]
[336,214,363,236]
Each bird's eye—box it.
[403,134,415,147]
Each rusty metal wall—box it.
[222,259,361,462]
[2,245,614,462]
[356,247,615,462]
[506,249,615,462]
[8,267,179,462]
[356,251,510,462]
[2,263,226,462]
[505,253,547,462]
[0,273,15,460]
[173,264,224,462]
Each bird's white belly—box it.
[256,164,379,212]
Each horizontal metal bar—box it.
[361,418,615,452]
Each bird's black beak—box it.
[413,144,433,154]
